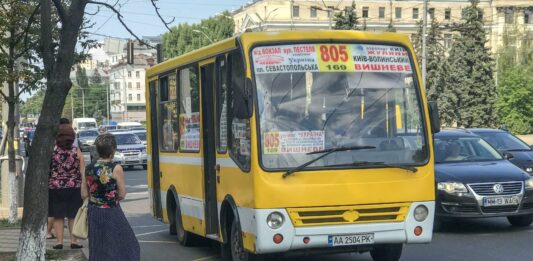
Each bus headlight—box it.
[413,205,429,222]
[437,182,468,194]
[267,212,284,229]
[525,178,533,190]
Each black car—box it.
[469,128,533,175]
[23,130,35,156]
[434,130,533,229]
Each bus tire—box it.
[230,219,263,261]
[175,203,194,246]
[507,214,533,227]
[370,244,402,261]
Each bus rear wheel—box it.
[230,220,262,261]
[370,244,403,261]
[175,203,194,246]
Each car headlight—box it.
[413,205,429,222]
[266,212,284,229]
[437,182,468,194]
[525,178,533,190]
[525,167,533,174]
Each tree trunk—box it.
[7,96,18,224]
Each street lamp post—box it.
[192,29,214,44]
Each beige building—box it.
[233,0,533,52]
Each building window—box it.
[128,82,132,89]
[127,71,131,78]
[444,34,453,49]
[379,7,385,19]
[158,74,178,152]
[505,8,514,24]
[526,10,532,24]
[445,8,451,20]
[128,94,132,101]
[362,7,369,18]
[179,66,200,152]
[310,6,317,18]
[479,10,483,20]
[136,71,140,78]
[137,94,141,101]
[413,8,419,19]
[395,7,402,19]
[429,8,435,20]
[293,5,299,17]
[136,82,141,89]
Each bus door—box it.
[149,80,163,219]
[200,62,219,236]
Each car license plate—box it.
[483,196,519,207]
[125,156,137,161]
[328,234,374,247]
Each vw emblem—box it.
[493,184,504,194]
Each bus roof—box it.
[146,30,413,78]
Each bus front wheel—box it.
[175,203,194,246]
[370,244,402,261]
[230,220,262,261]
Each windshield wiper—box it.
[282,145,376,178]
[505,148,532,152]
[350,161,418,173]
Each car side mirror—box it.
[428,101,440,134]
[502,151,514,160]
[234,78,253,119]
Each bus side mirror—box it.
[428,101,440,134]
[234,78,253,119]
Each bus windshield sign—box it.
[252,43,428,170]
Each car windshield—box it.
[79,130,98,138]
[475,132,531,151]
[114,134,141,145]
[79,122,96,129]
[253,43,428,170]
[434,137,503,163]
[135,132,146,141]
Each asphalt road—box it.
[122,169,533,261]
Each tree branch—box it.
[86,0,155,48]
[51,0,66,21]
[0,90,9,102]
[150,0,174,32]
[39,0,54,77]
[13,3,41,48]
[85,6,100,16]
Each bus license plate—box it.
[328,234,374,247]
[483,196,519,207]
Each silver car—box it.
[112,132,147,170]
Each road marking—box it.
[135,229,167,237]
[132,224,166,228]
[138,240,177,244]
[191,255,219,261]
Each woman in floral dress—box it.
[81,133,140,260]
[48,124,84,249]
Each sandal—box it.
[46,234,56,240]
[70,243,83,249]
[52,244,63,250]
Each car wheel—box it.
[370,244,403,261]
[433,216,445,232]
[230,219,263,261]
[507,214,533,227]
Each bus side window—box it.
[215,55,228,153]
[158,74,178,152]
[178,66,201,152]
[228,51,251,171]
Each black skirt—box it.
[48,188,82,219]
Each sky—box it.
[84,0,249,40]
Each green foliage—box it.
[333,1,360,30]
[440,0,496,127]
[162,11,234,58]
[495,23,533,134]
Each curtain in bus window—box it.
[159,74,178,152]
[179,67,200,152]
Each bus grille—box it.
[287,203,410,227]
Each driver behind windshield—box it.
[445,142,465,161]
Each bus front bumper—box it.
[239,201,434,254]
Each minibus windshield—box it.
[252,43,428,170]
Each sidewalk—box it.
[0,228,87,260]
